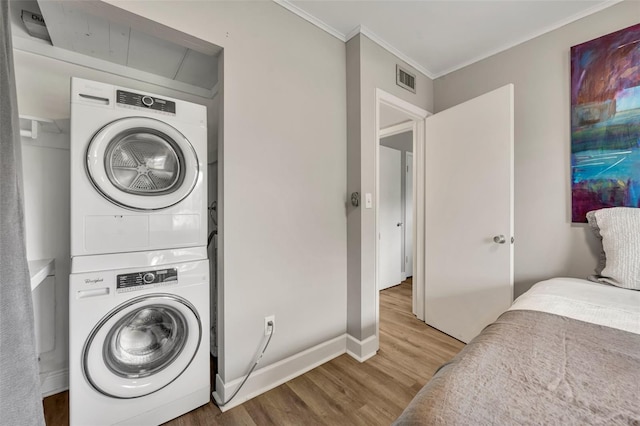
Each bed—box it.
[394,208,640,425]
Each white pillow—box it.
[595,207,640,290]
[585,210,606,274]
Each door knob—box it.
[397,222,403,227]
[493,235,506,244]
[350,192,360,207]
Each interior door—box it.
[424,84,514,343]
[405,151,414,278]
[379,145,403,290]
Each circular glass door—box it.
[82,294,201,399]
[86,117,199,211]
[105,130,185,196]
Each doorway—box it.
[373,85,514,347]
[378,125,414,291]
[375,89,428,337]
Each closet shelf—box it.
[19,115,62,140]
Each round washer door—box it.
[82,294,202,399]
[86,117,199,211]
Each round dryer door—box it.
[86,117,199,211]
[82,294,202,399]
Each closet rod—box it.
[19,115,61,140]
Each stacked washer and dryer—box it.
[68,78,210,425]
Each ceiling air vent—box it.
[396,65,416,93]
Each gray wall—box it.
[347,34,433,341]
[381,130,413,152]
[107,0,348,382]
[346,35,362,338]
[434,1,640,297]
[380,131,413,276]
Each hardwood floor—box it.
[43,279,464,425]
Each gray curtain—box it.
[0,1,46,425]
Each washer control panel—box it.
[116,90,176,114]
[116,268,178,293]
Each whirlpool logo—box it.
[84,278,104,284]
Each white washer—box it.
[69,256,210,426]
[70,77,207,260]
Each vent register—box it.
[396,65,416,93]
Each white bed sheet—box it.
[508,277,640,335]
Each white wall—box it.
[103,0,348,388]
[433,1,640,297]
[21,140,69,392]
[14,48,217,393]
[380,131,412,277]
[347,34,433,344]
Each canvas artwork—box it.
[571,23,640,222]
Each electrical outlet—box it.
[264,315,275,336]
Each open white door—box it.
[424,84,514,343]
[379,145,403,290]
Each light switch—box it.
[365,193,372,209]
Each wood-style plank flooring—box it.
[43,279,464,425]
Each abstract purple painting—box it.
[571,23,640,222]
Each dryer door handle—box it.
[77,288,110,298]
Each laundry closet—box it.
[10,1,222,423]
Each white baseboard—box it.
[40,368,68,397]
[213,334,347,412]
[346,334,378,362]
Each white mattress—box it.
[508,277,640,335]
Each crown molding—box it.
[274,0,621,80]
[345,25,361,42]
[431,0,623,78]
[353,25,436,79]
[274,1,436,79]
[273,0,346,42]
[274,0,436,79]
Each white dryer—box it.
[70,78,207,261]
[69,256,210,425]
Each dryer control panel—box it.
[116,268,178,293]
[116,90,176,114]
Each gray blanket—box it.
[393,310,640,425]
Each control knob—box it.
[141,96,154,107]
[142,272,155,284]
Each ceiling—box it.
[10,0,221,98]
[10,0,621,89]
[280,0,620,78]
